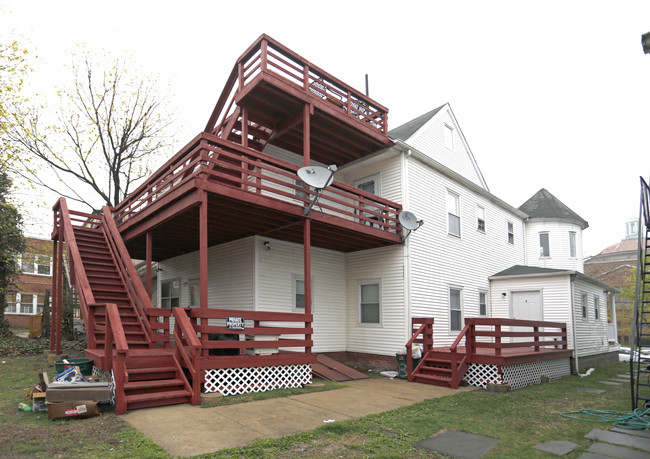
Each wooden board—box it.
[311,354,369,381]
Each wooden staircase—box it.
[74,226,150,349]
[410,350,464,389]
[121,350,192,412]
[54,204,195,414]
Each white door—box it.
[511,291,542,343]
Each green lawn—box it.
[0,346,639,458]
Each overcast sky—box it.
[3,1,650,257]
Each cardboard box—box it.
[46,382,112,403]
[47,400,99,420]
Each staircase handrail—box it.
[173,307,201,404]
[104,302,128,414]
[52,198,96,345]
[101,206,154,344]
[406,318,434,380]
[449,323,472,388]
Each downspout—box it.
[402,148,412,345]
[570,273,580,374]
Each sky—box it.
[2,0,650,257]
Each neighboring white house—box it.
[157,103,619,371]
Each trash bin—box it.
[54,358,94,376]
[395,353,422,380]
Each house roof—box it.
[388,105,445,141]
[597,238,637,255]
[518,188,588,229]
[489,264,620,293]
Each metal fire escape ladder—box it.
[632,176,650,410]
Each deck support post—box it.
[303,102,312,355]
[50,236,59,351]
[199,190,208,310]
[145,232,152,298]
[55,231,64,355]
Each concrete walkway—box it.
[122,378,469,457]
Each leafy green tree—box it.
[5,51,174,211]
[0,40,29,170]
[0,171,25,335]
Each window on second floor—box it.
[507,221,514,244]
[447,190,460,237]
[539,232,550,257]
[594,296,600,320]
[477,205,485,232]
[581,293,588,319]
[569,232,577,258]
[20,253,52,276]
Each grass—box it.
[205,362,637,458]
[0,335,640,458]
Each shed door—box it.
[511,291,542,320]
[511,291,542,343]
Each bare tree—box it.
[6,52,174,211]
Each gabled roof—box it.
[490,265,569,278]
[489,264,620,293]
[388,105,445,141]
[519,189,588,229]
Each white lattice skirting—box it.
[464,358,571,390]
[204,364,312,396]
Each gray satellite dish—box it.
[399,211,424,240]
[297,165,338,216]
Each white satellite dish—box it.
[297,166,335,189]
[399,211,424,240]
[297,165,337,216]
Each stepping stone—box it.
[588,441,650,459]
[610,378,630,383]
[574,388,606,395]
[413,430,499,458]
[585,429,650,452]
[576,453,609,458]
[618,374,631,378]
[597,381,622,386]
[611,427,650,438]
[534,440,579,455]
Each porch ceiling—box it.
[124,191,399,262]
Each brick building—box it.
[5,237,53,329]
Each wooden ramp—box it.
[312,354,369,381]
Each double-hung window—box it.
[447,190,461,237]
[450,288,462,331]
[581,293,588,319]
[479,291,487,316]
[569,232,577,258]
[359,281,381,324]
[507,222,514,244]
[539,232,550,257]
[477,205,485,232]
[594,296,600,320]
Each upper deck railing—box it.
[205,34,389,139]
[113,132,402,238]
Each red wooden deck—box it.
[429,346,573,366]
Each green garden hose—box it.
[560,408,650,430]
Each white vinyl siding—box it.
[346,245,404,355]
[257,237,346,353]
[407,158,525,347]
[524,221,584,272]
[572,278,610,357]
[405,107,486,188]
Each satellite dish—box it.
[297,166,335,189]
[297,165,338,216]
[399,210,424,240]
